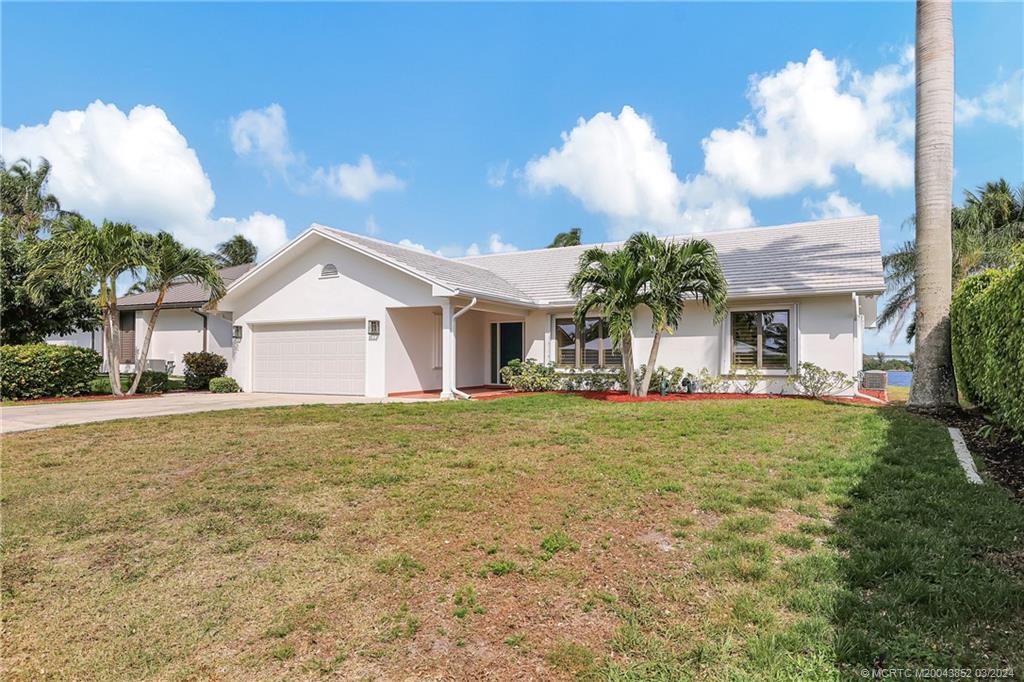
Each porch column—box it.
[440,299,455,399]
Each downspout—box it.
[850,293,880,402]
[451,297,478,400]
[191,309,209,352]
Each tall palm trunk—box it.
[127,288,167,395]
[622,334,637,396]
[641,324,664,397]
[909,0,959,409]
[105,298,124,396]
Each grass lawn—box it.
[887,385,910,402]
[3,396,1023,679]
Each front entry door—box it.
[491,322,523,384]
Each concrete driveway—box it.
[1,392,427,434]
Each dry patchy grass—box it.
[2,395,1022,680]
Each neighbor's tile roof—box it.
[458,215,885,303]
[118,263,255,309]
[315,225,534,303]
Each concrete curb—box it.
[948,427,983,484]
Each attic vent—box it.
[320,263,339,279]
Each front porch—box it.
[386,385,520,400]
[384,298,531,399]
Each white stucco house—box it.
[47,263,253,373]
[211,216,884,398]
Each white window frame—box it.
[552,316,623,369]
[720,303,797,376]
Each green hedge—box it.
[0,344,102,401]
[89,371,169,396]
[951,247,1024,436]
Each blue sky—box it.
[3,2,1022,354]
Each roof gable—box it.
[117,263,255,310]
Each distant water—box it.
[887,371,912,387]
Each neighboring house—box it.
[46,264,253,373]
[214,216,884,398]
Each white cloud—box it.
[956,71,1024,128]
[229,103,297,172]
[524,49,914,237]
[398,238,435,254]
[312,155,404,201]
[803,191,866,219]
[485,233,518,253]
[1,100,287,254]
[524,106,753,237]
[230,103,404,201]
[398,232,518,258]
[211,212,288,258]
[525,106,688,229]
[702,48,914,196]
[486,160,509,188]
[365,214,381,235]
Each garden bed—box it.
[942,408,1024,499]
[556,390,884,407]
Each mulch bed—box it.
[940,408,1024,499]
[568,390,884,407]
[3,393,160,406]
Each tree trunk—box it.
[640,329,663,396]
[909,0,959,410]
[127,288,166,395]
[101,305,115,391]
[106,298,124,396]
[622,333,637,396]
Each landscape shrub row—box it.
[0,344,102,401]
[951,247,1024,436]
[499,359,855,397]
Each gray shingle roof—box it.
[458,216,885,303]
[118,263,254,310]
[314,225,534,303]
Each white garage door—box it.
[252,321,365,395]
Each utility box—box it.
[862,370,887,391]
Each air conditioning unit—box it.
[861,370,887,390]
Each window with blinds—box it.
[730,310,790,370]
[554,318,623,368]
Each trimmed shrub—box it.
[731,367,765,394]
[695,367,727,393]
[500,359,559,392]
[182,351,228,390]
[951,248,1024,436]
[209,377,240,393]
[89,371,168,395]
[787,362,856,398]
[0,344,102,401]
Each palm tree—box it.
[213,234,258,266]
[909,0,958,410]
[27,218,147,395]
[879,180,1023,342]
[128,232,226,395]
[548,227,582,248]
[0,157,61,236]
[627,234,728,396]
[126,272,160,295]
[569,243,649,395]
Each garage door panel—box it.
[253,321,365,395]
